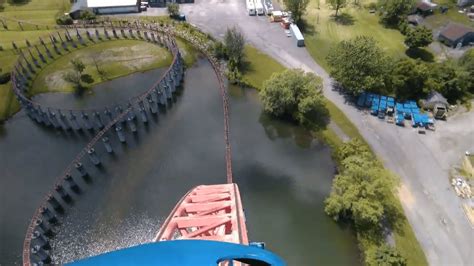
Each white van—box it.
[246,0,256,15]
[263,0,274,15]
[254,0,264,15]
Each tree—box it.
[324,139,397,230]
[260,69,329,130]
[71,59,85,77]
[390,59,430,100]
[404,26,432,49]
[56,15,73,25]
[80,10,96,21]
[427,62,465,103]
[224,27,245,68]
[63,59,86,90]
[283,0,309,26]
[327,36,390,95]
[167,3,180,17]
[459,50,474,94]
[378,0,415,27]
[367,245,407,266]
[328,0,347,17]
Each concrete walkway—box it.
[140,1,473,264]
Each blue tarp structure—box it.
[396,113,405,126]
[379,100,387,111]
[371,98,380,115]
[358,93,430,129]
[357,93,366,107]
[412,113,421,127]
[387,97,395,108]
[365,93,374,107]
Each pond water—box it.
[0,58,360,265]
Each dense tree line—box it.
[260,69,329,130]
[325,139,407,265]
[327,36,473,103]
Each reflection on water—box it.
[0,59,359,265]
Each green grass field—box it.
[304,0,406,70]
[30,40,172,94]
[0,0,70,25]
[241,46,286,89]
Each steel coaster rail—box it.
[19,24,183,266]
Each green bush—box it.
[260,69,329,130]
[56,15,73,25]
[167,3,180,17]
[80,10,96,21]
[213,41,227,60]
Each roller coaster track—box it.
[7,19,234,265]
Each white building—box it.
[71,0,140,16]
[458,0,474,6]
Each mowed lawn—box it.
[0,0,70,25]
[30,40,173,94]
[304,0,406,70]
[241,45,286,90]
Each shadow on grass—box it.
[7,0,31,6]
[299,19,316,35]
[331,13,355,26]
[406,47,435,62]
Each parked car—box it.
[170,13,186,21]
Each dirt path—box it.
[146,0,474,265]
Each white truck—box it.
[246,0,256,15]
[263,0,274,15]
[254,0,264,15]
[290,23,305,47]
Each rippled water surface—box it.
[0,59,360,265]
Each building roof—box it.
[425,91,448,106]
[407,14,422,24]
[87,0,138,8]
[439,23,474,41]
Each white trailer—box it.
[246,0,256,15]
[290,23,304,47]
[254,0,264,15]
[263,0,274,15]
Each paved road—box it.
[141,1,474,265]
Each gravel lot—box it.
[138,1,474,265]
